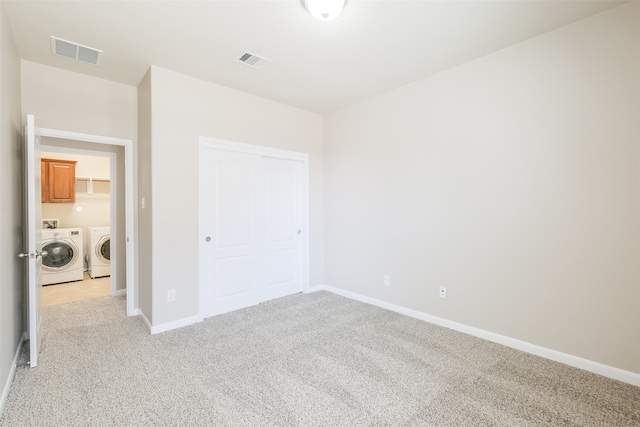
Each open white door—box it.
[20,114,43,367]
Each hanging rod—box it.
[76,176,110,182]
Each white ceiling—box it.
[4,0,627,114]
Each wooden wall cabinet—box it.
[41,159,77,203]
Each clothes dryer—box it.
[88,226,110,278]
[41,228,84,285]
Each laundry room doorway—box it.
[32,123,135,318]
[37,134,133,315]
[23,115,136,367]
[40,148,115,304]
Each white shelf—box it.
[76,175,110,182]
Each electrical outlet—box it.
[439,286,447,299]
[383,275,391,286]
[167,289,176,302]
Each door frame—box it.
[198,136,310,319]
[38,126,137,316]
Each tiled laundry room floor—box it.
[42,273,110,306]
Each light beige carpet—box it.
[1,292,638,426]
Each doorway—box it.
[36,127,136,317]
[39,148,114,306]
[24,117,136,368]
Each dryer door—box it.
[42,240,79,271]
[96,236,110,262]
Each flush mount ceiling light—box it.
[303,0,347,22]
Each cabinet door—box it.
[48,161,75,202]
[41,161,48,203]
[42,159,76,203]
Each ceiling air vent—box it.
[236,51,271,69]
[50,36,103,65]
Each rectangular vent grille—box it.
[50,36,103,65]
[236,51,271,69]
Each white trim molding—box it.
[0,334,27,416]
[148,314,203,335]
[199,137,309,163]
[312,284,640,387]
[138,310,152,333]
[139,308,203,335]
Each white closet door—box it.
[200,147,304,318]
[201,148,263,317]
[262,156,303,301]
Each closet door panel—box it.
[201,148,262,317]
[262,157,303,301]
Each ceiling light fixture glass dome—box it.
[303,0,346,22]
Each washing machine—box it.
[41,228,84,285]
[88,226,111,278]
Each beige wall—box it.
[140,66,323,326]
[137,70,153,322]
[21,61,136,139]
[21,61,137,294]
[0,0,24,412]
[324,3,640,374]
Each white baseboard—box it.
[138,309,152,333]
[304,285,326,294]
[143,313,203,335]
[138,309,202,334]
[316,284,640,387]
[114,289,126,297]
[0,333,26,417]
